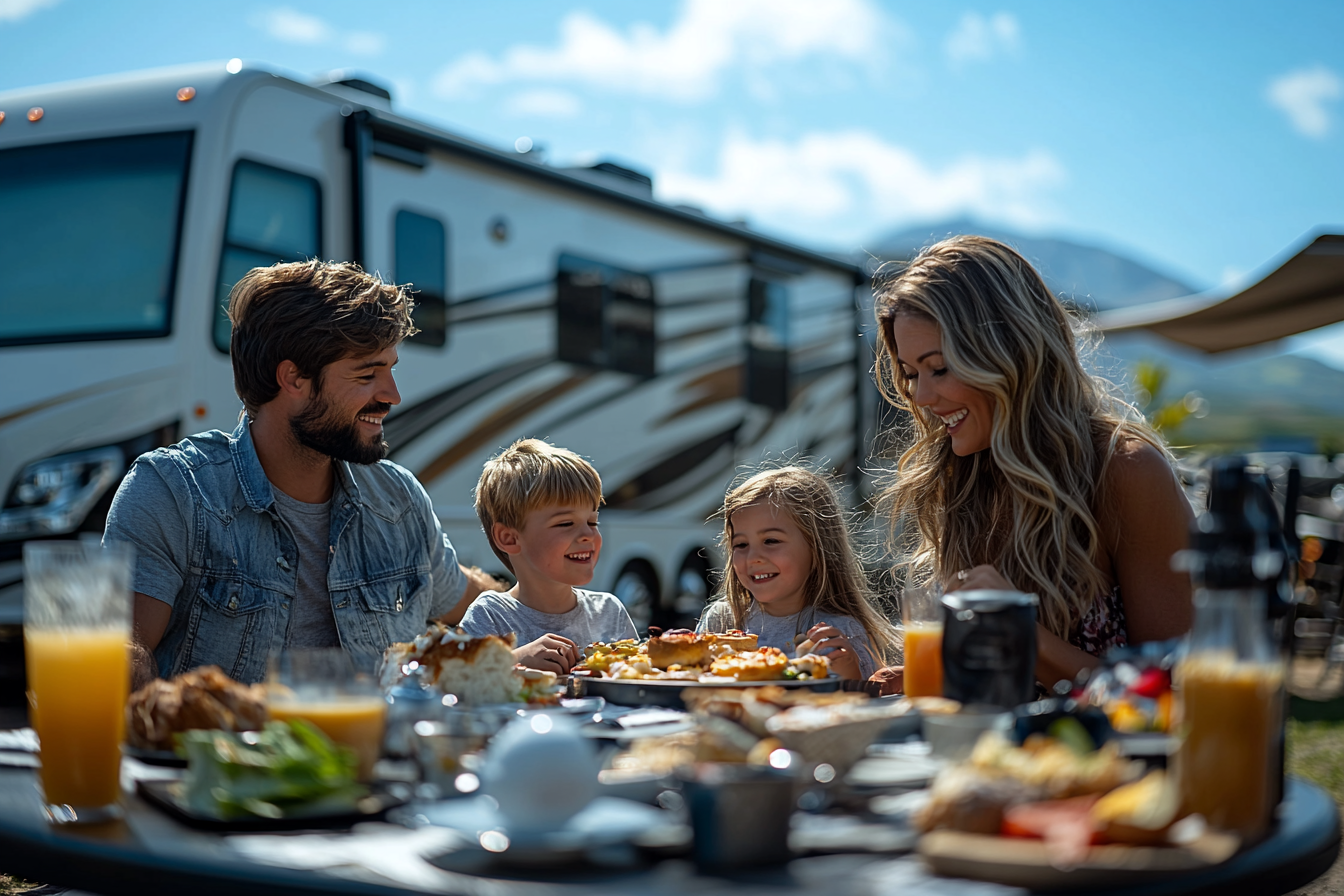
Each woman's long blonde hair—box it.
[717,467,900,664]
[873,235,1168,639]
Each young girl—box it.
[696,467,899,680]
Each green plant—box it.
[1133,360,1208,434]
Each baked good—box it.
[788,653,830,680]
[648,629,712,669]
[381,623,540,706]
[126,666,267,751]
[577,639,645,674]
[710,646,790,681]
[712,629,759,653]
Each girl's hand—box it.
[946,564,1017,593]
[803,623,862,680]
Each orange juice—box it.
[1174,652,1283,841]
[903,623,944,698]
[268,696,386,780]
[25,628,130,808]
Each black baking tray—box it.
[136,779,408,831]
[576,675,840,709]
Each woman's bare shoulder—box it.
[1101,436,1192,522]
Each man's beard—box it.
[290,389,391,466]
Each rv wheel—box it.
[613,562,658,635]
[669,553,712,630]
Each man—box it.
[105,260,500,688]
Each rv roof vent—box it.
[322,73,393,102]
[589,161,652,191]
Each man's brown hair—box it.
[227,260,418,412]
[474,439,603,572]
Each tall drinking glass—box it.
[23,541,133,824]
[267,649,386,781]
[902,581,944,698]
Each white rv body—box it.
[0,62,865,637]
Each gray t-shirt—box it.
[460,589,638,648]
[272,488,339,649]
[696,600,880,679]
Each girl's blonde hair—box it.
[718,466,900,664]
[873,235,1169,639]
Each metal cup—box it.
[940,589,1039,708]
[680,763,794,869]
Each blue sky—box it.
[5,0,1344,364]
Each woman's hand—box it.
[803,623,862,680]
[946,564,1016,592]
[513,633,579,674]
[868,665,904,696]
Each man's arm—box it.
[435,565,510,626]
[131,592,172,692]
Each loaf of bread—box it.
[647,629,713,669]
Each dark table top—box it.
[0,759,1336,896]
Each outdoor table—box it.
[0,755,1336,896]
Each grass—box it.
[1289,719,1344,805]
[0,875,36,896]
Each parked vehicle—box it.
[0,61,867,644]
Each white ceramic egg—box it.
[481,713,599,833]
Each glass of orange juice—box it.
[902,582,944,698]
[267,649,386,781]
[23,540,134,824]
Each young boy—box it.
[462,439,638,673]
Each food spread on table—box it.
[379,623,563,705]
[576,630,831,682]
[126,665,268,751]
[175,720,365,820]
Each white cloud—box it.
[1267,65,1342,138]
[0,0,59,23]
[505,89,582,119]
[254,7,329,44]
[657,130,1064,245]
[345,32,386,57]
[433,0,888,103]
[945,11,1020,67]
[250,7,386,57]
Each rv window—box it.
[746,278,790,410]
[0,131,192,346]
[556,255,655,377]
[213,161,322,352]
[395,210,447,347]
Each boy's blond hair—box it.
[474,439,603,572]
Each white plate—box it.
[413,795,672,854]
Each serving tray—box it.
[576,674,840,708]
[918,829,1240,892]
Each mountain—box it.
[859,218,1344,451]
[866,217,1197,311]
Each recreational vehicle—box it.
[0,61,867,658]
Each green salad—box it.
[177,720,364,820]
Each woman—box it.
[872,235,1193,690]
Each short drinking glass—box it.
[902,581,944,698]
[24,540,134,824]
[267,649,387,781]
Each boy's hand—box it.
[803,622,862,680]
[513,633,580,674]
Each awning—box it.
[1095,232,1344,353]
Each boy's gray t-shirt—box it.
[271,488,340,649]
[460,589,638,647]
[696,600,879,679]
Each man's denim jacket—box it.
[104,418,464,684]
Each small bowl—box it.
[922,706,1013,761]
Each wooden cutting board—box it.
[918,830,1240,892]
